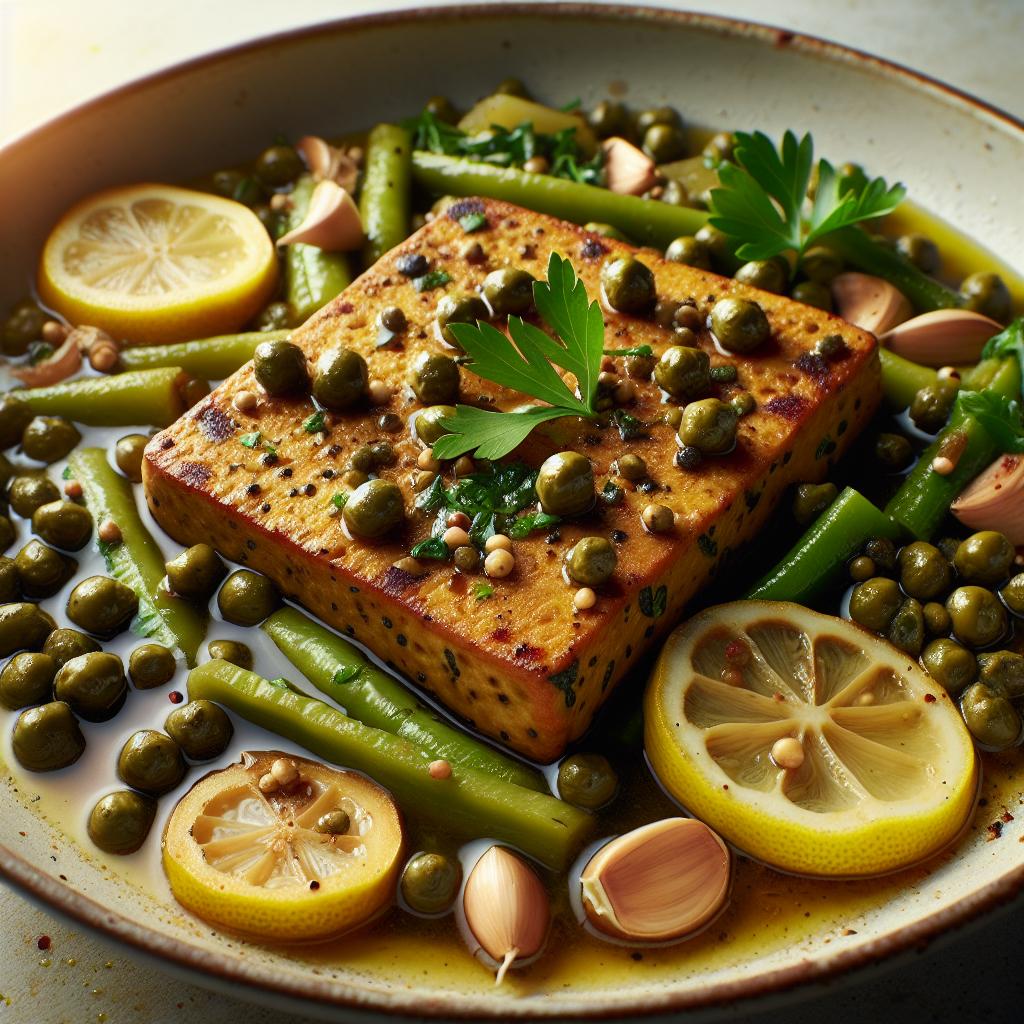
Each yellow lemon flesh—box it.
[645,601,978,878]
[39,183,277,345]
[163,752,404,942]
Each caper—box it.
[849,577,903,633]
[129,644,177,690]
[15,539,75,598]
[801,246,843,285]
[253,340,309,396]
[12,701,85,772]
[254,144,303,189]
[898,541,953,602]
[407,351,460,405]
[206,639,253,670]
[378,412,403,434]
[936,537,962,563]
[378,305,407,336]
[790,280,833,311]
[731,392,756,417]
[909,379,958,434]
[960,683,1021,750]
[873,433,913,472]
[0,602,55,657]
[2,300,48,356]
[1000,573,1024,615]
[0,652,57,710]
[921,638,976,695]
[313,346,370,411]
[165,543,227,603]
[117,729,186,796]
[702,131,735,164]
[734,259,788,294]
[114,434,149,483]
[483,267,535,317]
[165,699,233,761]
[792,483,838,526]
[601,257,656,315]
[694,224,732,271]
[557,752,619,809]
[896,234,940,274]
[31,500,92,552]
[864,537,898,573]
[348,445,375,474]
[414,405,456,445]
[453,545,480,574]
[888,598,925,656]
[849,556,876,583]
[0,516,14,556]
[642,123,686,163]
[567,537,617,587]
[923,602,952,635]
[664,236,711,270]
[588,100,631,139]
[654,346,710,400]
[423,95,459,124]
[959,272,1012,323]
[436,293,488,348]
[536,452,595,517]
[67,575,139,637]
[624,353,656,380]
[635,106,681,134]
[0,555,19,602]
[709,297,770,353]
[21,416,80,464]
[614,453,647,481]
[976,650,1024,701]
[343,479,406,541]
[493,76,529,97]
[8,475,60,518]
[677,398,738,455]
[212,170,258,205]
[87,790,157,855]
[946,586,1007,649]
[400,852,462,915]
[42,628,99,668]
[953,531,1015,586]
[54,652,127,722]
[0,395,33,449]
[216,569,280,626]
[584,222,630,242]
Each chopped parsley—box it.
[410,536,450,561]
[303,410,327,434]
[240,432,262,449]
[413,269,452,292]
[330,492,349,510]
[603,345,653,358]
[508,511,561,539]
[458,211,488,233]
[472,582,494,602]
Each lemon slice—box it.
[645,601,978,878]
[38,183,278,345]
[163,752,404,941]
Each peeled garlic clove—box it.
[296,135,359,193]
[580,818,730,943]
[879,308,1003,367]
[832,272,912,335]
[951,453,1024,544]
[601,136,658,196]
[463,845,549,984]
[277,180,363,252]
[11,334,82,386]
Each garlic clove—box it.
[951,453,1024,544]
[463,845,549,984]
[831,272,913,335]
[276,180,363,252]
[879,308,1003,367]
[601,136,658,196]
[295,135,359,193]
[11,334,82,386]
[580,817,730,943]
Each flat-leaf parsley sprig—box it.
[708,130,905,265]
[432,253,604,460]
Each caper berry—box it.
[206,639,253,670]
[946,586,1008,649]
[709,297,770,353]
[0,652,57,710]
[1000,573,1024,615]
[875,433,914,472]
[557,752,618,809]
[114,433,149,483]
[12,701,85,772]
[898,541,953,602]
[436,294,488,348]
[0,395,33,449]
[253,340,309,396]
[792,483,838,526]
[790,280,833,311]
[959,272,1012,323]
[117,729,186,796]
[800,246,843,285]
[567,537,617,587]
[588,100,631,139]
[407,351,460,405]
[129,643,177,690]
[343,479,406,540]
[664,236,711,270]
[217,569,280,626]
[849,577,903,633]
[921,638,976,696]
[15,540,75,598]
[88,790,156,855]
[601,257,656,315]
[54,652,127,722]
[414,405,456,445]
[977,650,1024,700]
[536,452,595,517]
[21,416,81,464]
[642,123,686,163]
[8,475,60,518]
[953,531,1015,586]
[734,259,788,294]
[165,543,227,602]
[313,347,369,411]
[483,267,535,316]
[67,576,138,637]
[909,379,959,434]
[165,699,233,761]
[677,398,738,455]
[888,597,925,656]
[42,628,99,668]
[896,234,940,274]
[400,852,462,915]
[31,500,92,552]
[0,602,55,657]
[960,683,1021,750]
[654,345,710,399]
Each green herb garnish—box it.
[330,492,349,510]
[410,536,451,561]
[472,582,494,602]
[433,252,604,460]
[509,511,561,539]
[459,211,488,233]
[413,269,452,292]
[612,409,647,441]
[239,432,262,449]
[981,317,1024,395]
[957,390,1024,453]
[709,131,905,265]
[303,410,327,433]
[601,480,624,505]
[603,345,653,358]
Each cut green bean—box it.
[360,124,413,266]
[746,488,903,604]
[878,349,937,409]
[120,330,288,380]
[412,151,708,249]
[285,176,353,323]
[263,606,543,791]
[68,448,206,665]
[17,368,190,427]
[187,660,593,870]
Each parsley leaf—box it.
[459,211,488,233]
[709,130,905,264]
[957,390,1024,453]
[981,317,1024,396]
[473,582,494,602]
[330,492,348,510]
[303,410,327,433]
[413,270,451,292]
[509,511,561,538]
[411,536,450,561]
[603,345,653,358]
[239,432,262,449]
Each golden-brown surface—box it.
[143,198,880,761]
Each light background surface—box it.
[0,1,1022,1021]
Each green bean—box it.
[412,151,707,249]
[746,488,903,603]
[263,607,543,791]
[285,176,353,323]
[68,448,206,664]
[360,124,413,266]
[878,349,937,409]
[885,357,1021,540]
[187,660,592,870]
[829,227,960,313]
[17,368,190,427]
[120,331,288,380]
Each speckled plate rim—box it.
[1,4,1023,1020]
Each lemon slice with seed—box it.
[163,752,403,941]
[645,601,978,878]
[39,183,277,345]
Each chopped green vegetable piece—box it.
[604,345,653,358]
[414,270,451,292]
[509,511,561,538]
[303,410,327,434]
[239,432,261,449]
[459,212,488,233]
[473,582,494,601]
[410,536,450,561]
[330,493,349,510]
